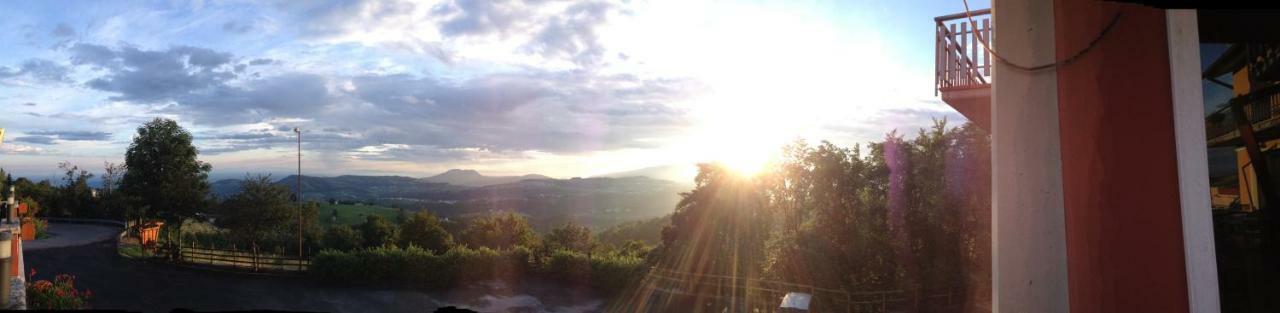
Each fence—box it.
[1206,83,1280,143]
[637,267,960,313]
[151,240,310,272]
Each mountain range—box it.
[210,169,689,229]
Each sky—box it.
[0,0,985,182]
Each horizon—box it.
[0,0,983,181]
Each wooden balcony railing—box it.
[936,9,993,94]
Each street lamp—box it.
[294,127,302,259]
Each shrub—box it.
[399,212,453,253]
[310,245,644,295]
[33,218,50,239]
[322,225,362,251]
[26,270,91,310]
[358,215,396,248]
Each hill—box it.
[211,173,687,230]
[424,169,552,187]
[596,163,696,186]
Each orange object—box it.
[20,217,33,241]
[10,237,18,277]
[139,221,164,246]
[16,203,26,217]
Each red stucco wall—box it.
[1053,2,1190,312]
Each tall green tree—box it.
[99,162,127,219]
[460,212,537,250]
[398,211,453,253]
[119,118,213,230]
[358,215,397,248]
[545,222,595,254]
[56,162,94,217]
[216,175,293,252]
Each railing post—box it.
[0,231,12,309]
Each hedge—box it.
[310,246,645,294]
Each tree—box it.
[544,222,594,254]
[119,118,212,233]
[398,211,453,253]
[396,207,408,225]
[460,212,537,250]
[322,225,361,251]
[100,162,126,219]
[358,215,396,248]
[56,162,94,217]
[216,175,294,254]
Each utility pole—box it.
[294,127,302,259]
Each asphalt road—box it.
[24,224,601,313]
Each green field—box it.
[318,203,400,227]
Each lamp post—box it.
[294,127,302,259]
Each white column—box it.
[1167,9,1222,313]
[991,0,1069,312]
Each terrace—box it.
[935,9,993,129]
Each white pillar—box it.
[991,0,1069,312]
[1167,9,1222,313]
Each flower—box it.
[28,267,35,279]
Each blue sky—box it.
[0,0,984,181]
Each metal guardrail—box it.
[935,9,993,94]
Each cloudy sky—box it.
[0,0,984,181]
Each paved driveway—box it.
[23,223,601,313]
[24,223,120,251]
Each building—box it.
[933,3,1280,313]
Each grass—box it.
[118,241,146,258]
[318,203,400,227]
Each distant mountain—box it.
[597,164,696,186]
[423,169,553,187]
[213,175,464,201]
[208,174,687,230]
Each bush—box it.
[322,225,362,251]
[310,245,644,295]
[399,212,453,253]
[545,250,645,294]
[358,215,396,248]
[26,270,91,310]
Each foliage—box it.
[33,218,50,239]
[26,270,91,310]
[596,215,668,247]
[14,179,54,217]
[309,246,643,294]
[99,162,127,219]
[544,222,594,254]
[216,175,294,250]
[54,162,95,218]
[460,212,538,250]
[658,163,772,282]
[656,120,991,297]
[318,203,399,227]
[120,118,213,232]
[358,215,397,248]
[18,196,42,219]
[399,211,453,253]
[322,225,362,251]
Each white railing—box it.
[935,9,993,94]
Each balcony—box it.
[935,9,992,129]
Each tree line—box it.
[650,120,991,310]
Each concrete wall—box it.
[991,0,1070,311]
